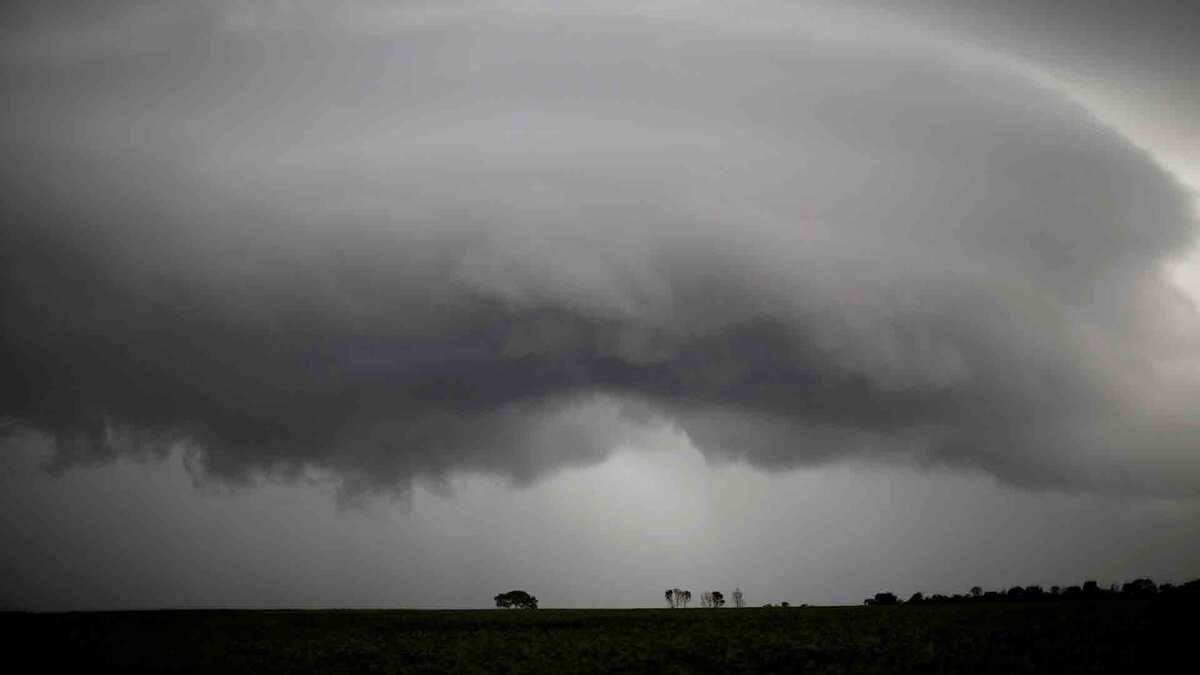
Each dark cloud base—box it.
[1,2,1197,497]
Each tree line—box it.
[494,577,1198,610]
[863,577,1200,606]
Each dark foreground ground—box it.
[4,599,1190,673]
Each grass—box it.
[4,600,1184,673]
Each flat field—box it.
[4,600,1183,673]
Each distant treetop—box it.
[494,590,538,610]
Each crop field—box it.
[4,600,1185,673]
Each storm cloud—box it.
[2,1,1197,497]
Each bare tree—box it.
[733,587,745,608]
[681,590,691,608]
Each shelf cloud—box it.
[2,1,1197,497]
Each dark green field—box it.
[5,600,1187,673]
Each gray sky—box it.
[2,1,1198,610]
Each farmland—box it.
[4,599,1185,673]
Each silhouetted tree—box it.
[665,588,693,608]
[908,592,924,604]
[1122,578,1157,596]
[712,591,725,608]
[970,586,983,598]
[733,587,745,608]
[867,592,899,606]
[494,590,538,609]
[1083,580,1101,595]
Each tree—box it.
[494,590,538,609]
[970,586,983,598]
[712,591,725,608]
[868,592,898,606]
[665,588,691,608]
[908,592,924,604]
[733,587,745,608]
[1122,578,1157,596]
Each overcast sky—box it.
[2,0,1198,610]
